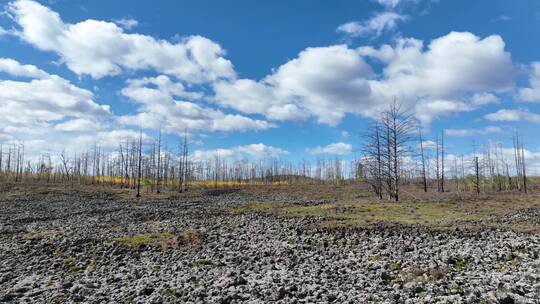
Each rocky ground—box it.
[1,188,540,303]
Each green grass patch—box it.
[449,283,463,293]
[69,265,82,272]
[399,266,426,283]
[191,259,212,267]
[112,230,200,251]
[227,197,540,232]
[388,261,401,271]
[447,256,468,271]
[20,229,61,240]
[367,255,380,261]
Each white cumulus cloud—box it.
[337,12,408,38]
[517,62,540,102]
[214,44,373,126]
[8,0,235,82]
[373,0,403,8]
[470,92,500,106]
[0,57,51,79]
[485,108,540,123]
[0,58,110,137]
[192,143,288,161]
[113,18,138,30]
[306,142,353,155]
[215,32,513,126]
[444,126,502,137]
[119,75,275,133]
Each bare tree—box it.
[435,135,440,192]
[367,101,416,202]
[59,150,71,184]
[178,129,189,192]
[418,128,428,192]
[472,142,480,194]
[156,129,162,193]
[521,139,527,193]
[136,129,143,198]
[440,131,445,192]
[363,122,384,199]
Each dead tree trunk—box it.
[419,128,427,192]
[440,131,445,193]
[136,129,143,198]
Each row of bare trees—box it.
[0,143,26,183]
[0,132,361,194]
[362,102,530,201]
[363,102,416,201]
[0,104,531,199]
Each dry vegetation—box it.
[0,104,538,302]
[1,183,540,302]
[225,183,540,233]
[2,180,540,235]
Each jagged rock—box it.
[0,190,539,302]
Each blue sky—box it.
[2,0,540,172]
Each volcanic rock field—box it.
[1,188,539,303]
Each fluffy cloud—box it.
[517,62,540,102]
[236,143,289,157]
[373,0,403,8]
[372,0,421,9]
[347,31,512,123]
[337,12,408,38]
[119,75,275,133]
[191,143,288,161]
[452,147,540,176]
[510,148,540,174]
[306,142,353,155]
[9,129,151,161]
[215,32,513,126]
[0,57,50,79]
[215,45,373,125]
[70,129,148,148]
[470,92,500,106]
[0,77,109,123]
[0,58,121,157]
[8,0,235,82]
[5,0,516,130]
[0,58,271,156]
[53,118,102,132]
[0,0,523,161]
[360,32,513,101]
[419,140,436,150]
[124,75,204,100]
[485,108,540,123]
[444,126,502,137]
[113,18,138,30]
[0,58,110,139]
[414,99,473,125]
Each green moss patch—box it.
[112,230,201,251]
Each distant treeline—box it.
[0,104,529,200]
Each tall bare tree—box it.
[136,129,143,198]
[156,129,162,193]
[440,130,445,192]
[363,122,384,199]
[368,101,416,202]
[418,128,428,192]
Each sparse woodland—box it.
[0,103,530,201]
[4,1,540,302]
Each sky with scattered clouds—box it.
[1,0,540,172]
